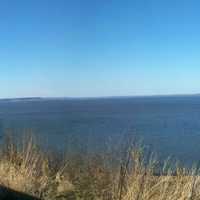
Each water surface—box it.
[0,96,200,164]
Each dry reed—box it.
[0,133,199,200]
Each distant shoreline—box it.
[0,93,200,101]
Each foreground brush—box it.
[2,133,200,200]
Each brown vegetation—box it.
[0,133,199,200]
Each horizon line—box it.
[0,93,200,100]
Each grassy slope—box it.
[0,134,199,200]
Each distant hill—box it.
[0,97,43,102]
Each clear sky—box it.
[0,0,200,98]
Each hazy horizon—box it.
[1,92,200,100]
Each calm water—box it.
[0,96,200,164]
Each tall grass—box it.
[0,133,200,200]
[0,133,74,199]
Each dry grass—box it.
[0,133,200,200]
[121,148,200,200]
[0,134,74,199]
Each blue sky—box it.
[0,0,200,98]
